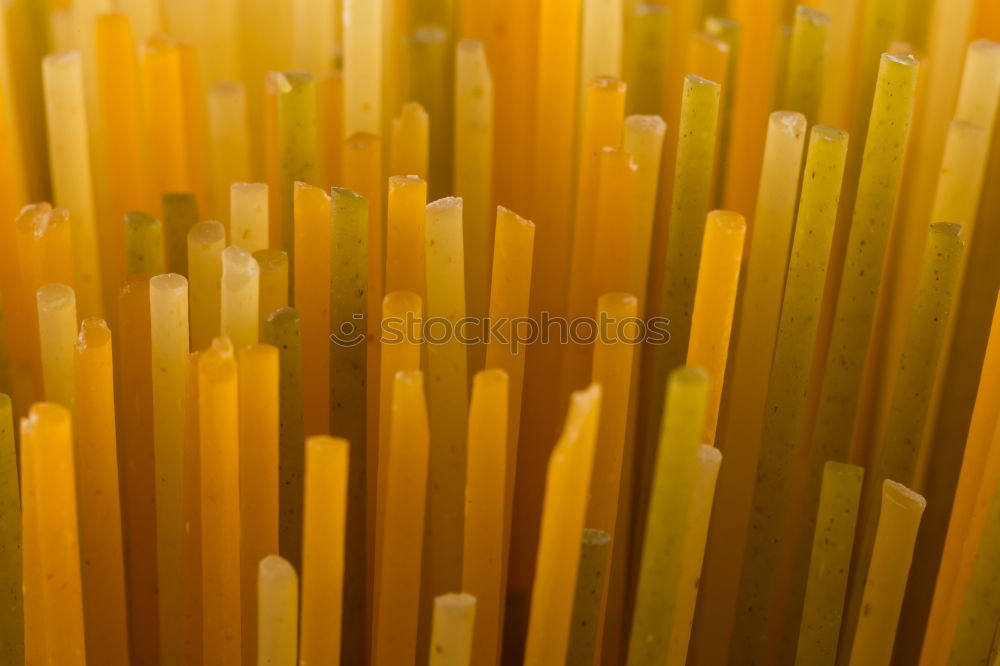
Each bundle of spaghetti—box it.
[0,1,999,666]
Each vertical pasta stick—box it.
[36,283,76,410]
[343,0,382,137]
[0,85,26,405]
[622,115,666,314]
[783,6,830,122]
[125,211,165,276]
[96,12,149,304]
[579,0,623,101]
[623,3,668,116]
[381,0,405,137]
[220,244,260,349]
[406,25,453,198]
[162,193,198,275]
[428,593,477,666]
[254,249,288,328]
[231,182,269,253]
[342,134,384,477]
[0,0,46,205]
[376,292,422,600]
[262,308,305,569]
[20,397,43,665]
[592,149,637,299]
[771,26,795,116]
[237,344,279,666]
[292,0,336,73]
[524,385,602,666]
[794,462,863,666]
[199,338,242,665]
[685,210,746,445]
[816,0,863,127]
[142,36,190,199]
[293,182,331,436]
[240,1,292,178]
[587,293,639,538]
[0,310,8,400]
[257,556,298,666]
[484,0,536,217]
[178,42,208,215]
[704,16,742,202]
[722,0,782,214]
[264,73,282,248]
[391,102,430,180]
[300,436,349,664]
[74,318,130,665]
[341,136,383,326]
[463,368,509,666]
[372,371,431,666]
[117,276,160,663]
[421,198,470,647]
[846,481,925,666]
[208,82,251,224]
[149,273,189,666]
[666,445,723,666]
[645,75,720,481]
[329,187,369,666]
[0,396,18,663]
[566,529,612,666]
[176,352,203,666]
[562,76,626,398]
[483,206,535,620]
[317,71,344,188]
[454,39,493,375]
[628,369,709,666]
[567,76,627,308]
[276,72,317,275]
[687,33,729,205]
[385,175,427,299]
[176,350,203,665]
[22,404,86,665]
[43,52,103,317]
[188,221,226,350]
